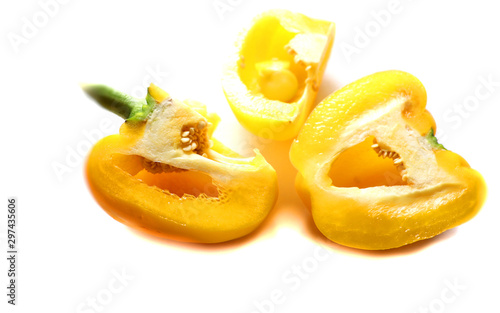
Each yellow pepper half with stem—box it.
[290,70,487,250]
[83,83,278,243]
[222,9,335,140]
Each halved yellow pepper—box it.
[222,9,335,140]
[290,70,486,250]
[84,84,278,243]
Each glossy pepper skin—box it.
[84,84,278,243]
[222,9,335,140]
[290,70,487,250]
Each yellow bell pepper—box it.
[290,70,487,250]
[83,83,278,243]
[222,9,335,140]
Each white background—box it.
[1,0,499,312]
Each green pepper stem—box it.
[81,84,151,121]
[425,129,446,150]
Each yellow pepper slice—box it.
[84,84,278,243]
[222,9,335,140]
[290,70,487,250]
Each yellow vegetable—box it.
[222,9,335,140]
[83,83,278,243]
[290,70,487,250]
